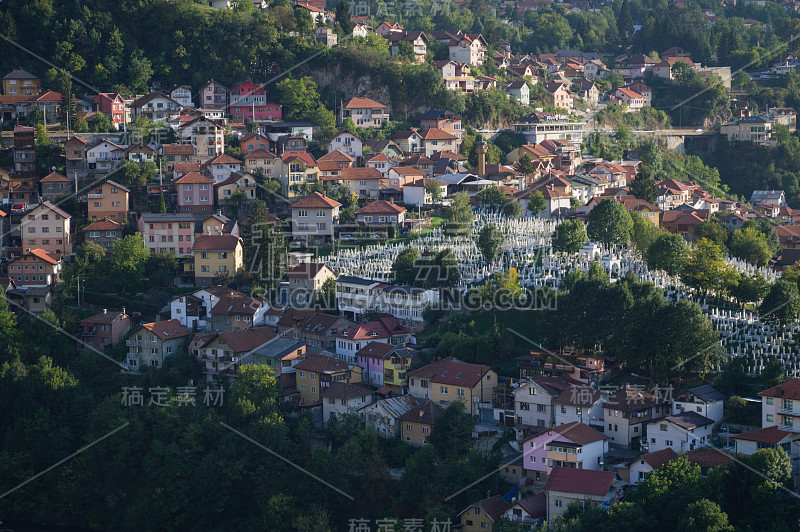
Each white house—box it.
[327,131,363,159]
[204,154,243,182]
[170,85,194,108]
[733,426,800,459]
[553,387,606,430]
[672,385,726,428]
[86,140,125,173]
[647,412,714,453]
[322,382,375,426]
[750,190,787,207]
[513,378,563,428]
[625,448,677,485]
[170,286,245,329]
[402,179,446,207]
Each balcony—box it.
[88,194,103,199]
[126,339,142,346]
[80,327,97,337]
[778,406,797,415]
[779,424,800,433]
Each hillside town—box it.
[4,0,800,530]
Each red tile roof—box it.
[321,381,375,399]
[685,447,733,469]
[421,128,457,141]
[318,149,355,163]
[398,400,445,425]
[406,357,491,388]
[173,163,202,173]
[207,327,276,353]
[163,144,195,156]
[282,152,317,167]
[40,171,70,183]
[544,467,615,496]
[83,218,122,231]
[288,262,334,279]
[191,234,242,252]
[733,425,793,445]
[339,167,382,180]
[11,249,60,265]
[174,172,214,184]
[291,192,341,209]
[627,447,677,468]
[357,200,406,215]
[211,296,264,316]
[345,97,387,109]
[759,379,800,400]
[206,153,243,166]
[243,148,277,159]
[335,316,409,341]
[141,319,192,341]
[294,354,355,374]
[551,422,608,445]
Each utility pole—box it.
[77,276,81,307]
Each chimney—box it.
[102,309,107,314]
[122,307,126,316]
[477,140,487,178]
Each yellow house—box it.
[407,357,497,417]
[190,234,244,287]
[278,153,319,198]
[399,400,444,446]
[294,354,363,405]
[87,179,130,222]
[457,496,510,532]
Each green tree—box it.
[231,363,279,416]
[391,247,422,286]
[639,140,663,172]
[760,280,800,328]
[729,227,772,265]
[335,0,353,35]
[528,190,547,217]
[694,220,729,249]
[552,219,588,253]
[503,199,523,219]
[92,112,113,133]
[425,180,443,203]
[617,0,634,37]
[427,402,475,460]
[630,166,658,204]
[676,499,734,532]
[647,232,687,276]
[477,223,504,263]
[731,273,767,307]
[517,154,536,176]
[587,199,633,245]
[444,192,474,236]
[107,233,151,291]
[315,277,338,313]
[158,191,167,213]
[681,238,737,296]
[144,252,178,286]
[228,189,249,220]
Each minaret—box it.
[477,140,487,178]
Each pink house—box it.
[174,172,215,215]
[199,80,228,111]
[229,81,282,122]
[138,213,197,257]
[355,341,395,388]
[521,422,608,483]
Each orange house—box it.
[87,179,130,222]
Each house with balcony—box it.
[79,309,131,351]
[278,153,319,198]
[28,91,62,126]
[448,33,487,65]
[322,382,376,426]
[138,213,196,256]
[456,495,512,532]
[275,310,354,352]
[163,144,196,175]
[82,218,123,252]
[131,92,183,123]
[215,171,257,206]
[510,377,571,428]
[169,85,193,108]
[197,327,276,382]
[334,316,410,364]
[720,115,773,146]
[759,378,800,431]
[87,180,130,222]
[191,234,244,286]
[243,149,279,177]
[518,350,607,385]
[647,411,714,453]
[174,172,215,215]
[339,97,389,127]
[421,128,458,158]
[355,200,406,228]
[92,93,126,129]
[733,426,800,464]
[605,386,669,448]
[170,286,245,329]
[86,139,125,175]
[407,357,496,419]
[8,249,62,287]
[672,385,726,428]
[353,341,418,391]
[198,80,228,111]
[359,394,419,437]
[125,144,157,164]
[295,354,363,405]
[204,153,243,182]
[210,295,269,331]
[553,387,606,430]
[335,276,438,328]
[40,171,72,202]
[285,262,337,308]
[327,130,363,159]
[290,192,340,243]
[177,116,225,160]
[21,201,72,255]
[544,468,617,522]
[522,422,609,484]
[387,31,429,63]
[125,319,192,372]
[3,68,40,96]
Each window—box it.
[665,439,673,446]
[440,386,448,395]
[767,414,775,422]
[537,404,546,412]
[767,397,774,405]
[519,402,530,411]
[660,424,668,431]
[554,500,563,508]
[298,210,308,217]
